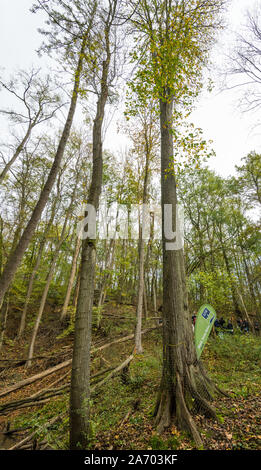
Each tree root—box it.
[188,383,216,419]
[154,389,172,433]
[154,363,221,448]
[198,361,231,398]
[176,372,203,448]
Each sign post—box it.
[194,304,216,359]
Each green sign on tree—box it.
[194,304,216,359]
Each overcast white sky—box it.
[0,0,260,177]
[191,0,261,177]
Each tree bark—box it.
[17,203,57,338]
[97,238,116,310]
[240,244,261,325]
[60,235,81,321]
[135,134,150,353]
[26,210,72,368]
[0,295,9,351]
[69,22,111,448]
[135,229,146,353]
[221,241,242,317]
[0,360,72,399]
[154,94,216,448]
[72,269,80,307]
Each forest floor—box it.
[0,303,260,451]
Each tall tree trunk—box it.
[0,217,4,275]
[18,242,44,339]
[17,203,57,338]
[0,124,34,184]
[135,230,146,353]
[152,272,157,313]
[241,245,261,324]
[60,235,81,321]
[97,238,115,309]
[0,34,88,308]
[135,142,150,353]
[220,241,242,317]
[69,31,111,448]
[0,295,9,351]
[143,281,148,320]
[72,270,80,307]
[26,213,71,367]
[236,287,255,332]
[154,95,216,448]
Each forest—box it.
[0,0,260,456]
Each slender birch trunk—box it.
[18,243,44,339]
[0,295,9,351]
[17,203,57,338]
[135,229,146,353]
[60,235,81,321]
[72,270,80,307]
[135,145,150,353]
[26,213,72,367]
[97,238,116,309]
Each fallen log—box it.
[8,414,66,450]
[0,359,72,399]
[0,326,162,400]
[0,388,69,414]
[91,326,162,354]
[0,352,68,367]
[0,364,124,414]
[3,397,54,413]
[0,355,50,363]
[90,366,115,382]
[96,313,135,320]
[6,356,135,448]
[119,409,132,428]
[0,344,72,365]
[1,426,31,436]
[30,370,71,398]
[92,354,134,393]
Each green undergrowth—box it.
[203,331,261,397]
[12,329,261,450]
